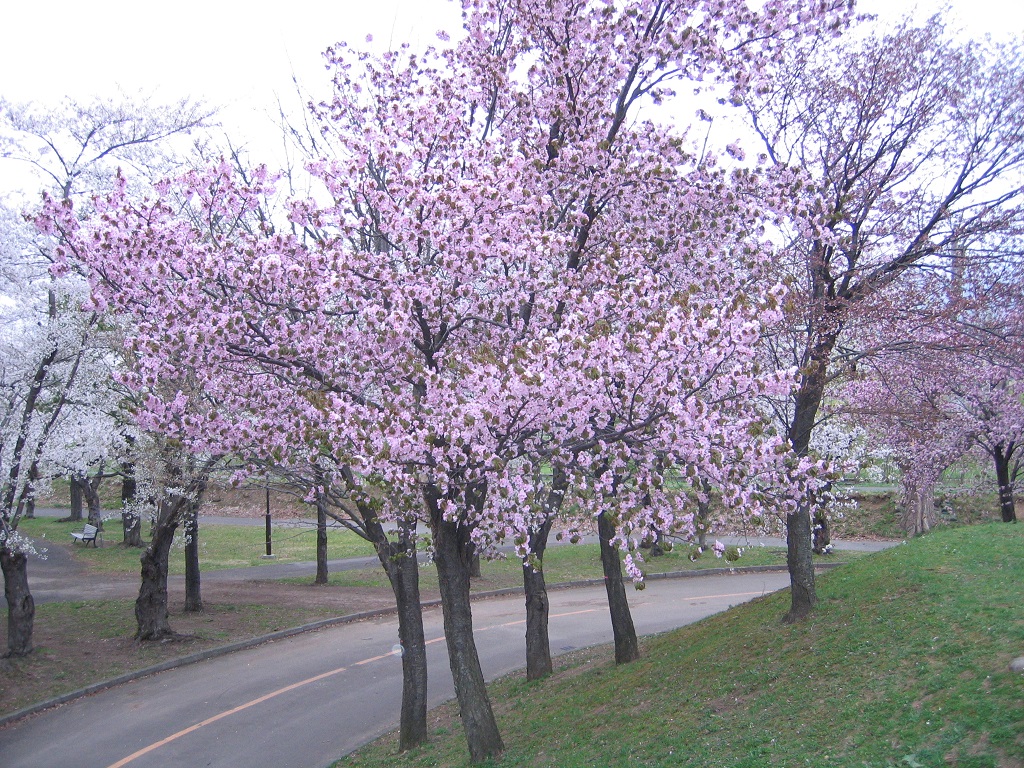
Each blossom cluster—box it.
[43,0,850,572]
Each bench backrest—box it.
[83,524,98,536]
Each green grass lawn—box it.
[339,523,1024,767]
[18,513,834,584]
[16,517,376,575]
[296,541,847,593]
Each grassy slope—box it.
[341,523,1024,768]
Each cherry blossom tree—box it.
[43,161,435,737]
[0,94,213,202]
[954,260,1024,523]
[848,353,969,535]
[130,437,215,639]
[0,211,100,656]
[852,334,1023,531]
[743,14,1024,620]
[306,0,842,749]
[1,95,214,655]
[47,0,850,759]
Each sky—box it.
[0,1,463,138]
[0,0,1021,192]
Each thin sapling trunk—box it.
[993,444,1018,523]
[315,500,329,585]
[121,465,143,547]
[184,501,202,612]
[522,466,566,681]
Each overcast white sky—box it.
[0,0,1020,192]
[0,1,462,131]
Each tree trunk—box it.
[523,518,554,681]
[784,332,836,621]
[812,508,831,554]
[428,497,503,764]
[369,516,427,752]
[647,528,666,557]
[900,473,936,536]
[1,547,34,657]
[392,547,428,752]
[184,505,202,612]
[993,443,1018,523]
[338,453,428,751]
[315,501,329,585]
[784,505,816,623]
[522,466,566,682]
[121,465,144,548]
[597,511,640,664]
[693,475,716,549]
[696,495,711,549]
[83,472,103,530]
[22,465,39,519]
[67,476,85,522]
[135,502,181,640]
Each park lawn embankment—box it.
[339,523,1024,768]
[296,542,855,593]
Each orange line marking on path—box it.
[106,664,351,768]
[107,633,427,766]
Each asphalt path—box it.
[0,570,794,768]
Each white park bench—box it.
[70,523,101,547]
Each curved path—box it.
[0,571,793,768]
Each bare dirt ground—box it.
[200,482,315,519]
[193,580,399,613]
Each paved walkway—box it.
[1,570,799,768]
